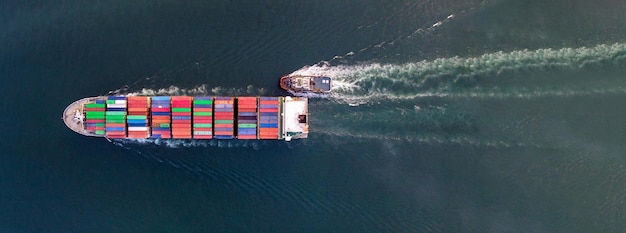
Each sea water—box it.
[1,0,626,232]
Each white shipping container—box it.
[128,127,149,131]
[107,103,127,108]
[114,100,127,104]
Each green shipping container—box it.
[85,111,105,115]
[86,116,105,120]
[193,123,213,128]
[105,111,126,116]
[95,123,106,127]
[214,120,233,124]
[106,116,126,120]
[193,112,212,116]
[160,123,170,127]
[86,103,106,108]
[238,124,257,128]
[172,108,191,112]
[106,100,116,104]
[95,130,106,135]
[193,100,213,104]
[127,115,148,120]
[106,119,125,123]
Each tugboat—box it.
[280,75,331,94]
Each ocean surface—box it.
[2,0,626,232]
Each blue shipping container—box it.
[127,119,147,123]
[260,124,278,128]
[193,104,212,108]
[173,116,191,120]
[238,112,256,116]
[214,108,232,112]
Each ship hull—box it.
[63,96,308,141]
[280,75,331,94]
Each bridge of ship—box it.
[292,76,331,92]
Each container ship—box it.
[280,75,331,94]
[62,96,309,141]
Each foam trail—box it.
[108,84,268,97]
[291,43,626,101]
[311,130,545,149]
[113,138,265,150]
[327,12,459,65]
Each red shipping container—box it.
[106,131,126,136]
[171,104,191,108]
[193,119,213,123]
[259,131,278,135]
[151,108,170,112]
[260,108,278,112]
[238,104,257,109]
[214,116,233,120]
[259,100,278,104]
[259,132,278,135]
[85,119,105,123]
[172,120,192,125]
[84,108,105,111]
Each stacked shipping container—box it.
[82,95,303,140]
[127,96,150,138]
[258,97,280,139]
[214,97,234,139]
[171,96,192,139]
[237,97,258,139]
[105,96,127,138]
[84,100,106,135]
[192,97,213,139]
[151,96,171,139]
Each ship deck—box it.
[281,97,309,139]
[62,97,103,137]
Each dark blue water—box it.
[2,0,626,232]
